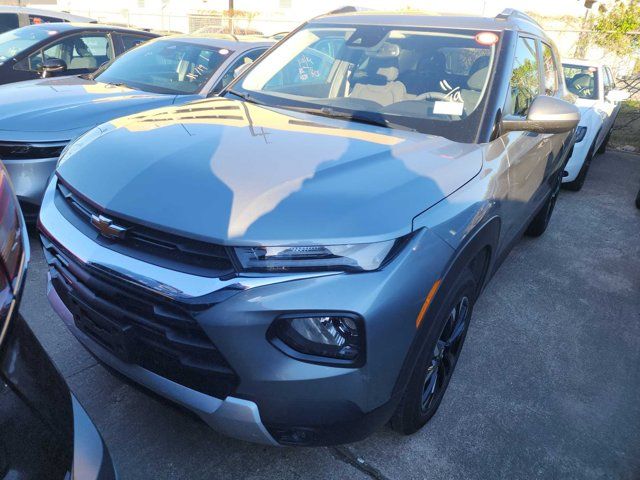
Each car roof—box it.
[311,10,548,38]
[16,21,157,36]
[0,6,95,23]
[158,34,275,50]
[563,58,605,69]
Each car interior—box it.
[259,29,494,122]
[564,66,598,99]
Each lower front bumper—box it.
[562,137,591,183]
[48,283,279,446]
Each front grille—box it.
[54,180,236,278]
[0,141,67,160]
[42,235,239,399]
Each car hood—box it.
[57,98,483,245]
[0,76,179,135]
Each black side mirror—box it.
[39,58,67,78]
[502,95,580,134]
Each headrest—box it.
[467,66,488,91]
[572,73,593,90]
[377,66,399,82]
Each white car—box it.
[561,59,629,190]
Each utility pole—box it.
[228,0,234,34]
[574,0,597,58]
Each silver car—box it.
[0,34,273,219]
[40,9,578,446]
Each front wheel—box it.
[390,268,476,435]
[635,187,640,209]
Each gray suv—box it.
[39,9,579,446]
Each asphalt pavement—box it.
[20,150,640,480]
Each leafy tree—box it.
[591,0,640,57]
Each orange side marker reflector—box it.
[416,279,442,329]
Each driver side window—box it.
[505,37,540,117]
[20,34,113,72]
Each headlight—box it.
[234,239,400,272]
[269,314,364,366]
[575,126,587,143]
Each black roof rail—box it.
[496,8,541,28]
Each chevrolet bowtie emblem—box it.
[90,214,128,240]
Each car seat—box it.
[350,45,407,106]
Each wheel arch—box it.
[390,216,501,400]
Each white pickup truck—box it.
[561,59,629,190]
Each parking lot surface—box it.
[21,150,640,479]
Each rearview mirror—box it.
[606,89,630,103]
[502,95,580,134]
[39,58,67,78]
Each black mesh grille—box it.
[0,141,67,160]
[42,235,239,399]
[54,181,236,278]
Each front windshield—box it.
[95,39,233,94]
[231,24,497,140]
[563,64,598,100]
[0,25,56,62]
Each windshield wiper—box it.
[226,89,265,105]
[280,105,417,132]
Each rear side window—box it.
[506,37,540,117]
[29,15,65,25]
[541,42,558,96]
[0,13,19,33]
[120,34,148,52]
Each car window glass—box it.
[0,14,19,33]
[506,37,540,117]
[562,64,598,99]
[606,67,615,89]
[0,25,53,62]
[236,25,497,141]
[541,42,558,96]
[95,40,232,94]
[214,48,267,93]
[24,33,112,72]
[120,34,148,51]
[29,15,65,25]
[603,67,613,94]
[263,36,345,90]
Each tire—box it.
[636,188,640,210]
[526,171,562,237]
[390,268,477,435]
[563,144,594,192]
[597,129,611,154]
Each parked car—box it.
[0,6,95,34]
[561,59,629,190]
[39,9,578,446]
[0,34,273,219]
[0,22,158,86]
[0,164,116,479]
